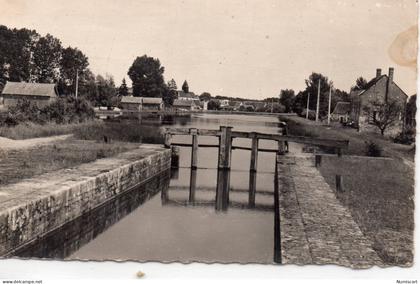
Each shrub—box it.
[365,141,382,157]
[393,129,415,145]
[0,96,94,127]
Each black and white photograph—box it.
[0,0,418,281]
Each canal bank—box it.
[0,145,171,257]
[276,150,383,268]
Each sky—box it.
[0,0,418,99]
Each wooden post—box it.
[190,128,198,169]
[248,171,257,208]
[335,175,343,192]
[189,169,197,203]
[315,154,322,167]
[216,169,230,211]
[218,126,233,170]
[171,146,179,168]
[250,134,259,172]
[278,140,286,155]
[164,132,172,148]
[336,148,342,157]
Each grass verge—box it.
[318,155,414,266]
[0,138,139,186]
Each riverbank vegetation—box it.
[279,115,414,161]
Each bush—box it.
[300,108,316,120]
[0,96,95,127]
[365,141,382,157]
[393,129,415,145]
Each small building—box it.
[173,99,200,111]
[331,102,351,123]
[350,67,408,135]
[177,91,200,102]
[120,96,163,111]
[0,81,58,108]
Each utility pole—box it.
[75,69,79,99]
[327,85,332,125]
[306,92,310,119]
[315,79,320,122]
[271,98,274,113]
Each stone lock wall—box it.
[0,146,171,256]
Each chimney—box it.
[385,67,394,103]
[376,68,382,79]
[388,67,394,84]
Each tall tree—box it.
[58,46,89,95]
[279,89,295,113]
[0,26,38,84]
[127,55,165,97]
[162,86,177,107]
[351,77,368,91]
[118,78,129,96]
[95,74,117,107]
[167,78,177,90]
[182,80,189,93]
[32,34,62,83]
[303,73,333,117]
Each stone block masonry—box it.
[277,154,383,268]
[0,145,171,256]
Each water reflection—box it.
[13,171,171,259]
[161,168,273,213]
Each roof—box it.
[140,97,162,104]
[2,82,58,98]
[120,96,162,104]
[120,96,143,104]
[357,74,408,98]
[332,102,351,115]
[173,99,197,107]
[177,91,198,99]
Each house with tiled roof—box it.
[0,81,58,108]
[350,67,408,135]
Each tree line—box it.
[0,25,116,107]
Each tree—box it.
[162,86,177,107]
[351,77,368,91]
[199,92,212,101]
[95,74,117,107]
[182,80,189,93]
[118,78,129,96]
[279,89,295,113]
[303,73,333,117]
[363,99,403,135]
[58,46,89,95]
[167,78,177,90]
[207,99,220,110]
[0,26,38,84]
[32,34,62,83]
[128,55,165,97]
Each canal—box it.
[16,113,282,264]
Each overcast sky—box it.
[1,0,417,99]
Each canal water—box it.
[17,113,282,264]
